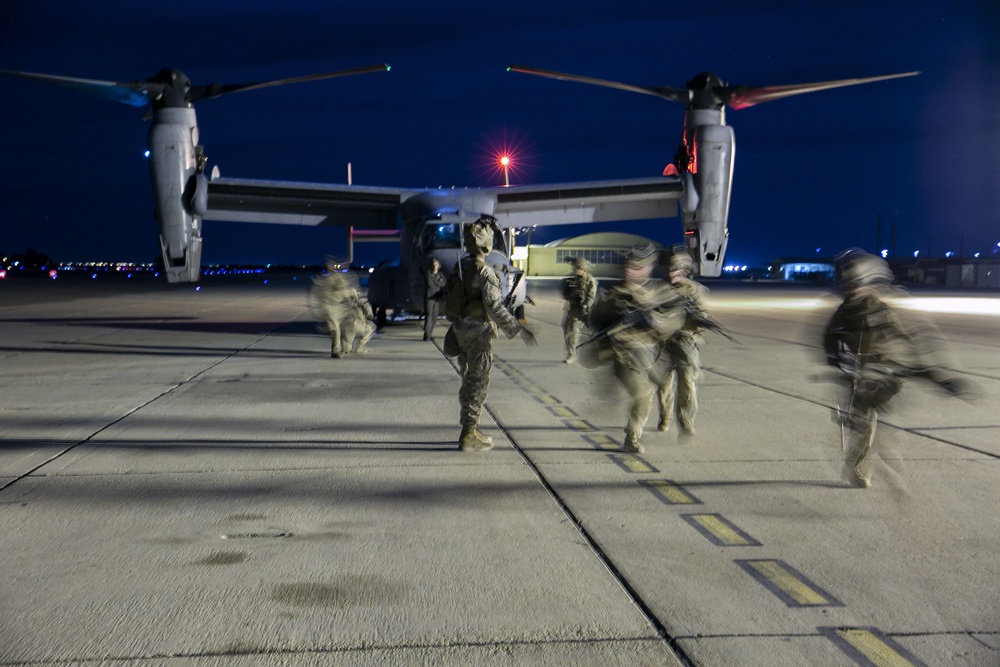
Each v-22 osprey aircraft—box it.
[0,63,917,320]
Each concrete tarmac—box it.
[1,274,998,666]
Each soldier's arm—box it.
[480,266,523,339]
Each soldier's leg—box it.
[458,331,494,451]
[354,317,374,353]
[423,300,433,340]
[673,341,701,433]
[616,363,653,452]
[329,318,343,358]
[562,313,579,361]
[842,403,876,488]
[657,368,676,431]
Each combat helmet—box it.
[841,252,894,288]
[623,241,658,267]
[464,215,496,256]
[570,256,590,270]
[667,245,695,275]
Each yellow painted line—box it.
[643,480,700,505]
[564,419,595,432]
[548,405,576,418]
[609,455,657,473]
[835,629,921,667]
[534,394,560,405]
[687,514,754,546]
[584,434,619,450]
[737,559,840,607]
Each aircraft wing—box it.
[486,176,682,228]
[205,178,416,229]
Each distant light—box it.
[49,269,57,279]
[263,280,269,284]
[500,155,510,167]
[913,250,920,258]
[195,286,201,291]
[144,150,150,158]
[368,267,374,273]
[0,269,5,280]
[974,252,981,258]
[815,247,821,254]
[880,249,889,258]
[741,265,747,271]
[945,251,954,258]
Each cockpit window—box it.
[424,223,462,250]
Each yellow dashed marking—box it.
[642,480,701,505]
[682,514,760,546]
[584,434,619,450]
[534,394,560,405]
[737,559,841,607]
[548,405,577,418]
[564,419,595,432]
[835,629,920,667]
[609,455,657,473]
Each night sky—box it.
[1,1,998,269]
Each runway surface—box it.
[1,274,998,666]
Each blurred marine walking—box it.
[561,256,597,363]
[823,251,975,488]
[310,261,375,359]
[588,243,685,454]
[657,247,710,435]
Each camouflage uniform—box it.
[451,216,534,451]
[423,260,447,340]
[561,257,597,363]
[310,269,375,358]
[657,250,710,434]
[823,252,972,487]
[589,244,685,453]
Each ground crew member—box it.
[450,215,537,451]
[657,247,710,435]
[588,242,685,453]
[823,251,974,487]
[310,261,375,358]
[561,256,597,363]
[423,258,446,341]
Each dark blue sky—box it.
[1,1,998,268]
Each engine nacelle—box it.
[683,123,733,277]
[149,107,202,282]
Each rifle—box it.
[578,292,739,349]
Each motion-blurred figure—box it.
[657,247,710,435]
[447,216,537,451]
[310,260,375,359]
[561,256,597,363]
[588,243,685,453]
[823,251,974,488]
[423,258,446,341]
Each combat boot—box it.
[460,428,493,452]
[847,464,870,488]
[623,434,643,454]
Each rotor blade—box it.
[0,68,158,107]
[508,64,686,103]
[189,63,391,102]
[724,71,920,110]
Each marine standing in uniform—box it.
[657,247,710,435]
[823,251,973,487]
[310,261,375,358]
[588,243,685,454]
[561,256,597,363]
[449,215,537,452]
[423,258,446,341]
